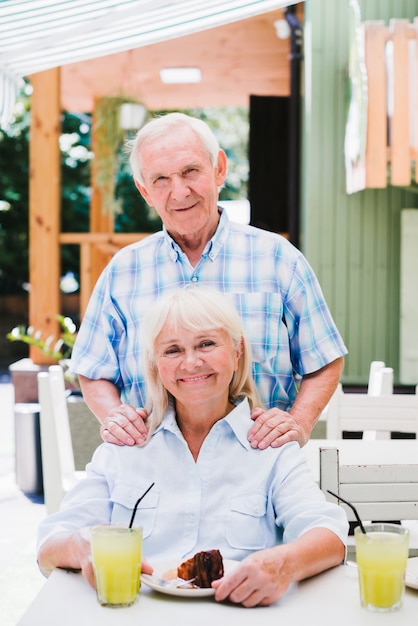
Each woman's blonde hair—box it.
[141,286,263,438]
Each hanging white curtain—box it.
[0,0,300,126]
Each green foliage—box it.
[189,106,249,200]
[0,87,30,293]
[0,85,93,293]
[7,314,77,361]
[114,156,162,233]
[0,91,249,295]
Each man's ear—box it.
[215,149,228,187]
[134,178,152,206]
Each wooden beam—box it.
[390,19,410,186]
[414,19,418,184]
[59,232,149,319]
[364,21,387,188]
[29,68,61,364]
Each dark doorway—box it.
[248,95,290,237]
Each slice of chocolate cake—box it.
[177,549,224,588]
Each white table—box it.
[18,563,418,626]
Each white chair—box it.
[37,365,85,514]
[367,360,394,397]
[325,383,418,439]
[364,361,394,439]
[320,447,418,522]
[317,361,394,433]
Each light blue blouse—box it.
[37,399,348,563]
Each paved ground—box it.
[0,375,47,626]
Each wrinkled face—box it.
[154,322,240,412]
[134,126,227,241]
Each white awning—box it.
[0,0,300,126]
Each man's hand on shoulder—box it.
[100,405,149,446]
[248,407,309,449]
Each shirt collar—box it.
[153,396,252,450]
[222,397,252,449]
[162,207,231,263]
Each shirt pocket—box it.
[230,292,285,365]
[226,492,269,550]
[110,482,159,539]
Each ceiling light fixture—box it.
[160,67,202,84]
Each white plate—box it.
[141,558,239,598]
[405,556,418,590]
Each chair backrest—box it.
[367,360,394,396]
[37,364,77,514]
[320,447,418,521]
[364,361,394,438]
[318,361,394,428]
[325,383,418,439]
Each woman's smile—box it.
[178,373,213,384]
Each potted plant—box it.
[7,314,79,387]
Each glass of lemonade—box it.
[354,522,409,611]
[90,525,143,608]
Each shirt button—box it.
[191,276,198,282]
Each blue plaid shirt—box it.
[71,210,347,410]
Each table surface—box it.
[19,438,418,625]
[18,562,418,626]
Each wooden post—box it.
[29,68,61,364]
[89,100,115,302]
[414,18,418,184]
[390,19,410,186]
[364,21,387,188]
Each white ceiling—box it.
[0,0,301,125]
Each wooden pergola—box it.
[28,8,295,363]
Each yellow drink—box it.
[90,526,142,607]
[355,523,409,611]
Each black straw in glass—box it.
[327,490,366,534]
[128,482,155,529]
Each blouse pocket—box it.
[226,492,269,550]
[110,482,159,538]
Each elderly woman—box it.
[37,287,348,607]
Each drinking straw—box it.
[327,490,366,534]
[129,482,155,529]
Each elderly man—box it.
[71,112,347,448]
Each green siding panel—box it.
[303,0,418,385]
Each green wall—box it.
[302,0,418,384]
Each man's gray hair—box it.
[128,112,220,185]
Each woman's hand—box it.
[70,531,96,588]
[212,529,345,607]
[212,548,291,607]
[37,530,95,587]
[100,405,149,446]
[141,558,153,575]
